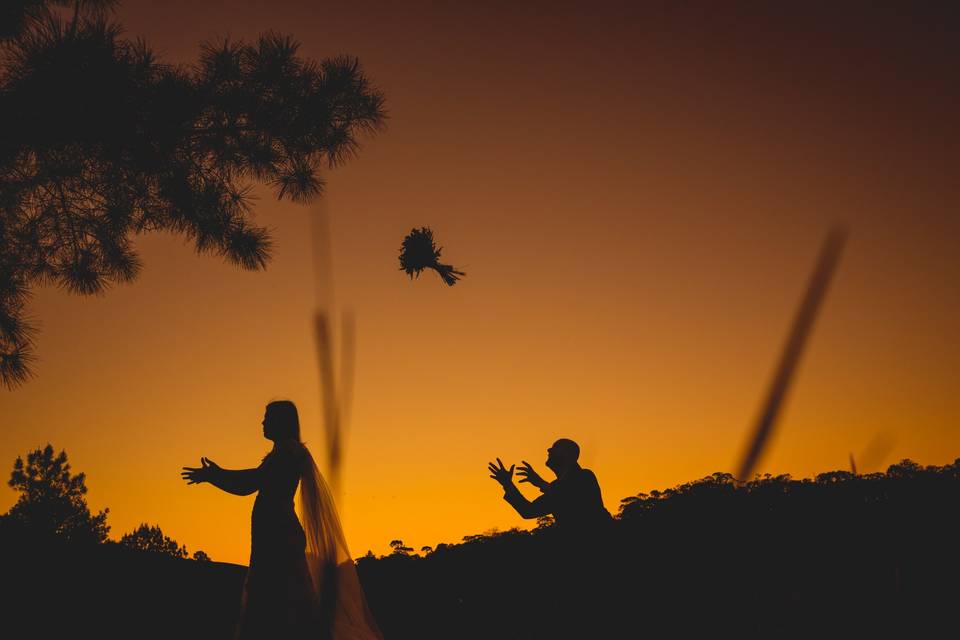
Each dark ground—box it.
[4,461,959,639]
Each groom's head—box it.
[546,438,580,476]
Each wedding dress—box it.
[235,440,382,639]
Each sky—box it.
[2,1,958,564]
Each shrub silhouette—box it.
[120,523,189,559]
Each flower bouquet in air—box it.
[398,227,465,286]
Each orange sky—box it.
[2,1,958,564]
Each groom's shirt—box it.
[502,466,612,532]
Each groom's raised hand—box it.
[488,458,515,488]
[517,461,548,491]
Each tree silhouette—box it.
[0,1,386,387]
[886,458,923,478]
[389,539,413,556]
[120,523,188,558]
[4,443,109,542]
[192,549,211,562]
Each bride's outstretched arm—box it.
[181,457,260,496]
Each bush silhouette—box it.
[120,523,189,559]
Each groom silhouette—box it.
[490,439,617,636]
[488,438,612,534]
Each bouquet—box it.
[398,227,465,286]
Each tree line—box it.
[1,443,210,560]
[4,443,958,637]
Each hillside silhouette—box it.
[4,458,959,638]
[1,523,246,639]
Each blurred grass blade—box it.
[859,432,895,474]
[314,311,342,492]
[339,310,356,443]
[735,228,848,482]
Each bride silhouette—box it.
[182,400,382,640]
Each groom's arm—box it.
[502,483,553,520]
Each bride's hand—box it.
[181,457,221,484]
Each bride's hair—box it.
[266,399,301,441]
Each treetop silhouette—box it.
[120,522,191,559]
[0,1,386,387]
[4,443,109,542]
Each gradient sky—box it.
[3,1,958,564]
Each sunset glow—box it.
[3,1,957,565]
